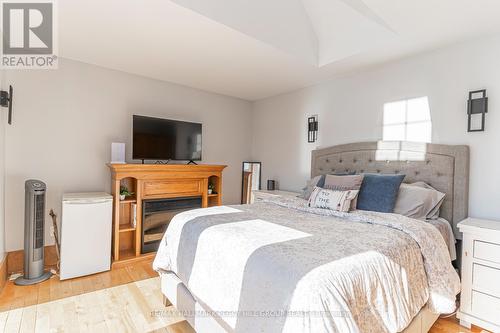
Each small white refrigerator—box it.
[60,192,113,280]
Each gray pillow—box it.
[322,174,364,210]
[394,182,445,220]
[299,175,325,200]
[299,172,356,200]
[323,174,363,191]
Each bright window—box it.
[383,97,432,143]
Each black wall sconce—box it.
[0,85,13,125]
[308,115,318,143]
[467,89,487,132]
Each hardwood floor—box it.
[0,277,193,332]
[429,316,487,333]
[0,258,157,313]
[0,258,489,333]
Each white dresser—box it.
[458,218,500,332]
[251,190,300,203]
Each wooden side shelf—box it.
[118,248,136,261]
[108,163,226,264]
[119,224,135,232]
[207,175,222,207]
[120,198,137,204]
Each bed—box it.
[153,141,469,333]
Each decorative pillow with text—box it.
[308,186,359,212]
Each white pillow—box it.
[308,186,359,212]
[393,182,445,219]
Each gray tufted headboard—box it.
[311,141,469,238]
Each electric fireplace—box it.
[141,196,202,253]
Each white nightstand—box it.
[251,190,300,203]
[457,217,500,333]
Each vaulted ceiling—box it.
[59,0,500,100]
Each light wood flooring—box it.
[0,258,157,313]
[0,257,489,333]
[0,277,193,332]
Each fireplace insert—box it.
[141,196,202,253]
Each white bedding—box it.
[427,217,457,261]
[153,196,460,333]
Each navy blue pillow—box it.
[357,174,405,213]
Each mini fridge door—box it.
[60,194,112,280]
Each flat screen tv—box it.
[133,115,202,161]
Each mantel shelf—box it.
[120,198,136,204]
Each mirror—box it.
[241,162,261,204]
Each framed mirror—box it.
[241,162,261,204]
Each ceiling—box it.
[59,0,500,101]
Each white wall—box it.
[4,59,252,251]
[252,34,500,222]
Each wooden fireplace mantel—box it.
[107,163,227,264]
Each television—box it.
[133,115,202,162]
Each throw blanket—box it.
[153,196,460,333]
